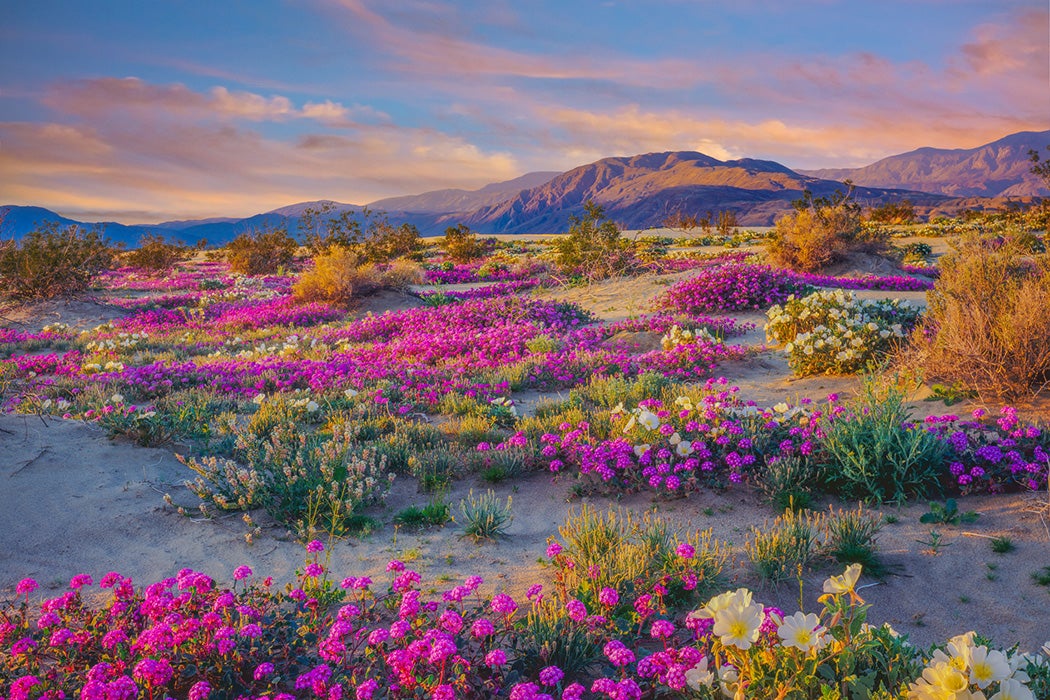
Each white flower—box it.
[969,646,1011,689]
[711,599,764,650]
[990,679,1034,700]
[676,440,694,457]
[773,402,789,414]
[684,656,714,690]
[637,409,660,431]
[777,611,828,652]
[633,444,651,458]
[305,400,320,413]
[253,393,266,405]
[822,563,862,596]
[110,394,124,404]
[718,663,739,699]
[344,388,359,399]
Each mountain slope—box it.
[801,130,1050,197]
[459,152,947,231]
[368,171,559,214]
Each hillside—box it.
[458,152,946,231]
[369,171,559,214]
[801,130,1050,197]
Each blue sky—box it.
[2,0,1047,222]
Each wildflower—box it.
[69,573,93,589]
[676,542,695,559]
[356,679,380,700]
[133,658,174,688]
[685,657,714,690]
[822,563,863,601]
[968,646,1011,689]
[604,639,636,667]
[233,565,253,580]
[189,681,212,700]
[15,578,38,596]
[711,598,764,650]
[908,660,969,698]
[472,618,495,638]
[566,599,588,621]
[307,539,325,553]
[539,665,565,686]
[990,679,1036,700]
[485,648,508,667]
[491,593,518,617]
[254,662,275,680]
[305,562,324,578]
[777,611,827,652]
[651,619,675,639]
[598,587,619,607]
[562,683,586,700]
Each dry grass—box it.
[910,235,1050,400]
[292,247,423,306]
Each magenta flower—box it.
[565,599,587,621]
[490,593,518,617]
[254,662,275,680]
[69,573,94,589]
[133,658,174,688]
[675,543,695,559]
[539,665,565,686]
[233,565,253,580]
[485,648,508,667]
[15,578,38,596]
[598,587,619,607]
[189,681,211,700]
[356,679,379,700]
[307,539,325,553]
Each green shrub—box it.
[393,493,451,530]
[225,226,298,275]
[123,233,192,272]
[755,454,817,512]
[817,380,949,504]
[0,223,114,300]
[552,505,727,613]
[913,233,1050,399]
[362,219,425,263]
[823,504,884,574]
[745,508,821,583]
[548,201,638,280]
[439,224,485,263]
[459,489,513,541]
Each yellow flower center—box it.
[729,621,748,638]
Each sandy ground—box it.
[2,249,1049,651]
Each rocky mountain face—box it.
[800,130,1050,198]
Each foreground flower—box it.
[991,678,1036,700]
[711,597,764,650]
[684,657,714,690]
[777,611,827,652]
[968,646,1011,689]
[822,563,863,601]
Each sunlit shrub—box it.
[0,223,114,300]
[225,226,298,275]
[912,233,1050,399]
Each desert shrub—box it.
[459,489,513,541]
[817,380,950,504]
[292,245,362,305]
[122,233,192,272]
[548,201,638,280]
[0,223,114,300]
[822,504,884,574]
[225,226,298,275]
[550,505,728,615]
[181,418,394,539]
[768,189,887,271]
[362,219,425,263]
[299,201,363,254]
[293,248,423,305]
[913,233,1050,399]
[653,262,807,313]
[393,492,451,530]
[766,290,920,376]
[439,223,485,263]
[744,508,822,583]
[755,454,817,512]
[867,200,916,225]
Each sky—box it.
[1,0,1048,224]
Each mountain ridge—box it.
[2,130,1047,243]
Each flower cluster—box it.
[653,262,808,313]
[765,289,921,376]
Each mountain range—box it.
[2,130,1047,245]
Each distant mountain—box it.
[457,151,948,231]
[3,131,1046,243]
[368,172,559,214]
[800,130,1050,197]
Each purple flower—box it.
[133,658,174,687]
[539,665,565,686]
[485,648,508,667]
[189,681,212,700]
[598,587,619,607]
[15,578,38,596]
[233,565,253,580]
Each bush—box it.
[548,201,638,280]
[459,489,513,541]
[745,508,821,583]
[440,224,485,263]
[292,245,363,305]
[913,233,1050,399]
[766,290,920,376]
[362,219,425,263]
[768,189,887,271]
[225,226,298,275]
[817,380,950,504]
[0,223,114,300]
[122,233,192,272]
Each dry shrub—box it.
[226,226,298,275]
[912,234,1050,399]
[768,203,886,272]
[292,247,422,305]
[0,224,114,300]
[123,233,192,272]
